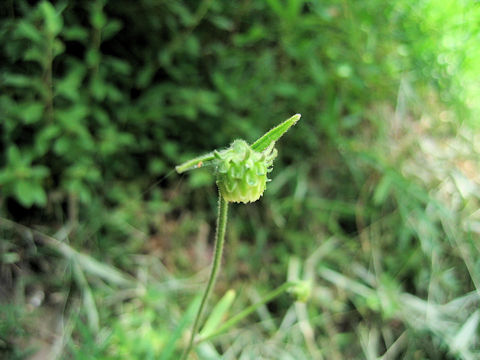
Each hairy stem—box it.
[181,193,229,359]
[175,151,216,174]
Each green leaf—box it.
[62,26,89,42]
[0,170,14,185]
[233,25,268,47]
[1,253,20,264]
[35,125,61,155]
[33,184,47,206]
[160,295,202,360]
[15,20,42,43]
[39,1,63,36]
[199,290,236,339]
[265,0,285,18]
[17,102,44,124]
[54,137,71,155]
[55,64,87,100]
[251,114,301,152]
[31,165,50,180]
[90,75,107,100]
[55,104,89,130]
[107,57,131,76]
[209,15,234,31]
[65,180,91,203]
[373,174,392,205]
[7,145,22,164]
[102,19,123,40]
[14,181,47,207]
[24,47,45,64]
[90,5,107,29]
[136,64,155,88]
[286,0,304,19]
[52,38,65,57]
[3,74,36,88]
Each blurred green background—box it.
[1,0,480,359]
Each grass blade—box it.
[451,310,480,354]
[72,260,99,333]
[199,289,236,339]
[160,295,202,360]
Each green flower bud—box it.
[215,140,277,203]
[288,280,312,303]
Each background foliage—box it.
[1,0,479,359]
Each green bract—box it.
[215,140,276,203]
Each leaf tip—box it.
[289,113,301,126]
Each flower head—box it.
[175,114,301,203]
[215,140,277,203]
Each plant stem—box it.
[181,193,229,360]
[175,151,216,174]
[195,281,296,344]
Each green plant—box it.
[176,114,301,359]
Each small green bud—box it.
[175,114,301,202]
[216,140,276,203]
[288,280,312,303]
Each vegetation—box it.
[1,0,479,359]
[177,114,301,359]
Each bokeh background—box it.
[1,0,480,359]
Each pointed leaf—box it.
[39,1,63,36]
[199,290,236,339]
[251,114,301,152]
[14,181,37,207]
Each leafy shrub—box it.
[1,0,468,213]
